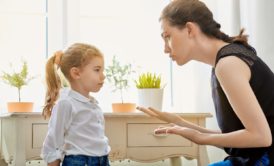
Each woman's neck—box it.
[193,36,229,67]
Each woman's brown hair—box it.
[42,43,103,118]
[160,0,249,46]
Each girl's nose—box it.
[102,73,106,80]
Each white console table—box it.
[0,112,212,166]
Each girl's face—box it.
[78,56,105,93]
[161,20,194,66]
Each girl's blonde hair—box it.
[43,43,103,118]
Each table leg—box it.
[12,118,26,166]
[170,157,182,166]
[198,145,209,166]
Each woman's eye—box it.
[164,34,170,38]
[164,35,170,41]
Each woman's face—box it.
[161,19,194,66]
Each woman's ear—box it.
[185,22,198,38]
[70,67,81,79]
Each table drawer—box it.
[127,123,192,147]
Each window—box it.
[0,0,202,113]
[0,0,48,111]
[0,0,63,112]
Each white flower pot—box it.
[137,88,164,111]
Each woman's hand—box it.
[154,124,202,144]
[136,106,183,124]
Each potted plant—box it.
[1,60,35,112]
[135,72,164,111]
[105,56,136,113]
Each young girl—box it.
[137,0,274,165]
[41,43,110,166]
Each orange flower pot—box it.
[112,103,136,113]
[7,102,34,112]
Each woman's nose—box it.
[164,44,171,53]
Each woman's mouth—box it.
[170,56,175,61]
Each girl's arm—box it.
[41,100,72,164]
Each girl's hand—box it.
[154,124,201,144]
[48,159,61,166]
[136,106,183,124]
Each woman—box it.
[137,0,274,165]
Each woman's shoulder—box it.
[215,55,251,80]
[217,43,256,57]
[216,43,257,67]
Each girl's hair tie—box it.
[54,51,63,67]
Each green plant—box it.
[105,56,134,103]
[135,72,161,88]
[1,61,35,102]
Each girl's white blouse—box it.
[41,89,110,163]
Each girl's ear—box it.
[70,67,81,79]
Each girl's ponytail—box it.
[42,51,63,119]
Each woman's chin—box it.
[175,59,183,66]
[175,58,190,66]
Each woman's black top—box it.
[211,43,274,165]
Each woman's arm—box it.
[205,56,272,148]
[137,106,221,134]
[139,56,272,148]
[158,56,272,148]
